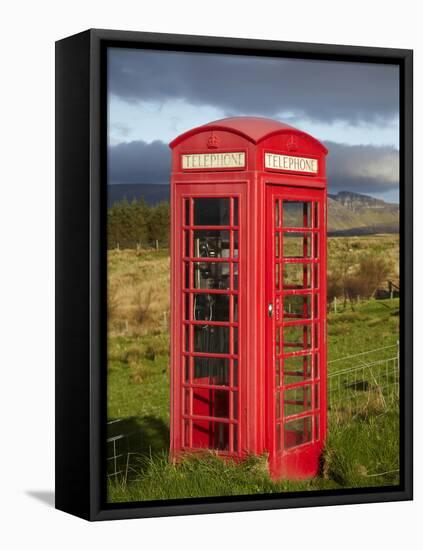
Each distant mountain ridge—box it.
[327,191,398,234]
[108,184,399,235]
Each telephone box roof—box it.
[169,116,328,154]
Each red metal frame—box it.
[169,117,327,479]
[265,186,327,478]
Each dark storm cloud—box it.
[109,49,399,123]
[325,141,399,195]
[108,139,171,184]
[109,138,399,199]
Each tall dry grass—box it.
[108,249,170,336]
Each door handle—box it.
[268,303,273,318]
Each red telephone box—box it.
[169,116,328,479]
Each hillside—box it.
[108,184,399,235]
[328,191,399,234]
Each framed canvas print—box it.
[55,29,413,521]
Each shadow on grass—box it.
[107,415,169,479]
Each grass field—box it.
[107,235,399,502]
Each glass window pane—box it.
[184,388,191,415]
[276,423,282,451]
[193,356,230,386]
[313,233,319,259]
[184,356,190,382]
[233,295,238,323]
[284,416,312,449]
[233,424,238,451]
[193,198,230,226]
[313,353,319,379]
[194,326,229,354]
[233,231,239,258]
[284,385,312,417]
[193,388,230,418]
[194,230,230,258]
[184,198,190,226]
[185,263,191,290]
[193,262,230,290]
[314,415,320,441]
[275,391,281,419]
[283,324,312,352]
[283,263,312,289]
[283,233,312,258]
[193,293,229,322]
[314,323,319,348]
[313,294,319,319]
[183,419,190,447]
[233,359,238,386]
[313,264,319,288]
[184,293,190,321]
[233,327,238,355]
[275,358,282,387]
[192,420,229,450]
[283,294,312,320]
[184,325,189,351]
[275,233,280,258]
[275,262,280,289]
[233,197,239,226]
[283,354,312,385]
[275,200,280,228]
[184,230,190,257]
[233,263,239,290]
[283,201,312,228]
[314,202,320,229]
[233,393,239,420]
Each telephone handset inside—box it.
[194,233,230,323]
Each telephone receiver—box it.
[194,235,230,325]
[195,240,215,324]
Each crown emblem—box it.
[207,132,220,149]
[286,135,298,152]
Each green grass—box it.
[327,298,399,365]
[108,409,399,502]
[107,239,400,503]
[108,333,170,422]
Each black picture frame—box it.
[55,28,413,521]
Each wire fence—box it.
[107,423,146,480]
[327,343,399,416]
[107,343,400,478]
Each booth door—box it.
[265,185,326,457]
[179,191,243,456]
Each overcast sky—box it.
[108,48,399,202]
